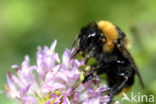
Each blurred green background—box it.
[0,0,156,104]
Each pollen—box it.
[97,21,119,52]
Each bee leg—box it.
[84,51,93,64]
[82,66,107,83]
[84,55,89,65]
[82,71,96,83]
[112,76,128,95]
[84,47,96,64]
[107,76,129,104]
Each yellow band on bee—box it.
[97,21,119,52]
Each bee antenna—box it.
[70,47,80,60]
[71,34,79,49]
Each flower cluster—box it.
[5,40,116,104]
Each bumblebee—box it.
[71,21,144,103]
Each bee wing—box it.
[118,45,144,88]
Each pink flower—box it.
[5,40,117,104]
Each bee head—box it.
[70,22,106,59]
[78,22,105,52]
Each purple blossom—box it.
[5,40,119,104]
